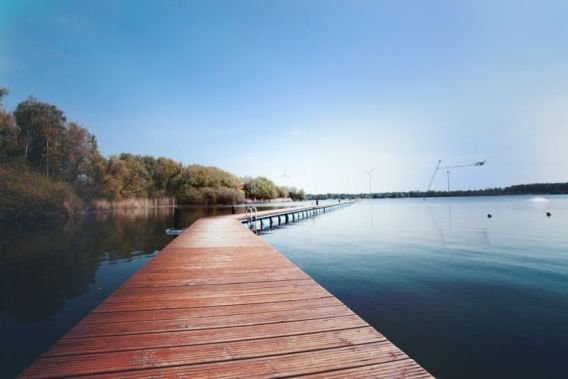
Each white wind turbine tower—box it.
[364,168,374,194]
[280,168,291,179]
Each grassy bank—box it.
[244,197,293,203]
[89,197,176,211]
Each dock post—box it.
[269,217,273,228]
[285,214,289,223]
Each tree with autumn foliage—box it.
[0,87,306,219]
[0,88,19,162]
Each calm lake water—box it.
[1,196,567,378]
[262,196,568,378]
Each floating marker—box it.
[487,214,493,218]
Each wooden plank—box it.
[44,316,368,357]
[95,288,331,312]
[79,343,411,378]
[81,297,344,324]
[103,285,328,307]
[121,271,309,288]
[65,305,353,339]
[19,203,432,378]
[125,267,307,280]
[295,359,433,378]
[105,282,322,303]
[22,328,383,378]
[111,278,317,296]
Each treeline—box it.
[0,88,305,220]
[308,182,568,200]
[243,176,306,201]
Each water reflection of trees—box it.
[0,208,176,322]
[0,205,278,322]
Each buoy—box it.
[487,214,493,218]
[546,212,552,217]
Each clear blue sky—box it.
[1,0,567,193]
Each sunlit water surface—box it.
[261,196,568,378]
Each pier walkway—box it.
[20,204,432,378]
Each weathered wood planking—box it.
[19,205,432,378]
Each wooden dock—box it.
[20,205,432,378]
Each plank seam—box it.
[79,304,347,325]
[103,287,325,304]
[121,277,315,289]
[91,295,334,313]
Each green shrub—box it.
[215,187,245,204]
[177,186,245,205]
[176,187,203,205]
[243,177,279,200]
[0,165,82,221]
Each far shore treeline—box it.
[0,88,305,221]
[308,182,568,200]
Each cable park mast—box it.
[426,160,487,193]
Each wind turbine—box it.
[364,168,374,194]
[280,168,290,179]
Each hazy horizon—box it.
[1,0,567,193]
